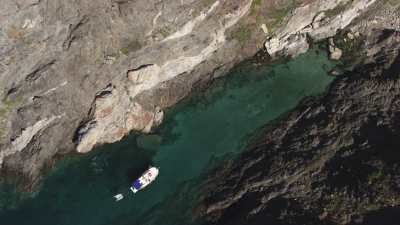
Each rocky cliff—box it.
[198,2,400,225]
[0,0,256,187]
[0,0,386,188]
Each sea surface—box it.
[0,48,336,225]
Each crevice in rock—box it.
[62,16,89,50]
[24,59,56,83]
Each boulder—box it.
[328,38,343,60]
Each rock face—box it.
[0,0,386,187]
[265,0,378,58]
[198,9,400,225]
[73,0,255,153]
[73,84,164,153]
[0,0,257,185]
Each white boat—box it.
[130,167,159,193]
[113,194,123,201]
[113,166,159,201]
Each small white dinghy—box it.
[113,166,159,201]
[113,194,124,201]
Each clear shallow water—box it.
[0,48,335,225]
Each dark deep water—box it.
[0,48,336,225]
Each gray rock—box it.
[0,0,259,186]
[199,28,400,225]
[0,0,396,189]
[265,0,379,58]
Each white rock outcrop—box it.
[328,38,343,60]
[265,0,377,57]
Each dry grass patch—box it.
[7,25,25,40]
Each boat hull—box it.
[130,167,159,193]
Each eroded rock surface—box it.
[73,0,254,153]
[198,8,400,225]
[265,0,378,57]
[0,0,389,187]
[0,0,258,185]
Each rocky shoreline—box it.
[0,0,395,191]
[197,5,400,225]
[0,0,259,188]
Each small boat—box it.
[113,166,159,201]
[130,166,159,193]
[113,194,124,201]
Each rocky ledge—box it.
[197,6,400,225]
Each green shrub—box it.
[0,96,23,139]
[368,170,384,184]
[251,0,262,14]
[264,0,300,32]
[232,26,252,43]
[159,26,172,38]
[119,40,142,55]
[324,1,351,18]
[0,96,22,117]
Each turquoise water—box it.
[0,48,335,225]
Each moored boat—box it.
[113,166,159,201]
[130,166,159,193]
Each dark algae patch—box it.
[0,48,336,225]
